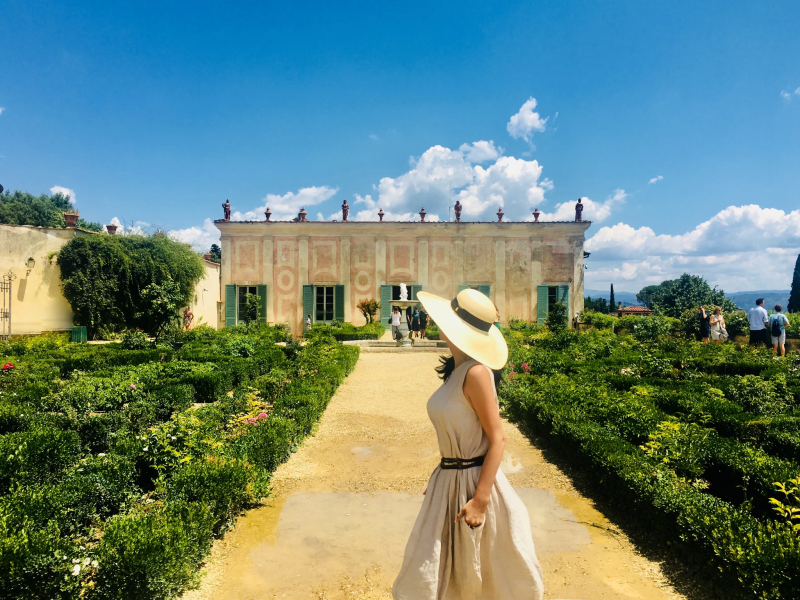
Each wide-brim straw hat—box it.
[417,288,508,370]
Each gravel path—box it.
[183,352,688,600]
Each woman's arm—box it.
[455,364,506,528]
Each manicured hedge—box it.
[0,325,358,599]
[502,330,800,598]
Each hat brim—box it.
[417,291,508,370]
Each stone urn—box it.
[63,213,79,228]
[106,224,118,235]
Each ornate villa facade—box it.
[215,206,591,334]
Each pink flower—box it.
[248,418,257,425]
[129,384,136,390]
[257,412,267,419]
[508,371,518,379]
[313,369,318,373]
[509,364,515,369]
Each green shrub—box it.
[92,502,214,600]
[164,457,254,525]
[545,301,568,332]
[0,516,81,600]
[0,427,81,492]
[578,310,617,329]
[121,329,148,351]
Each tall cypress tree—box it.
[609,284,616,314]
[789,253,800,313]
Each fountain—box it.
[390,284,417,347]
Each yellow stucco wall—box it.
[0,224,221,335]
[0,224,78,334]
[190,260,221,330]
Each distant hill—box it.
[584,289,643,307]
[727,290,790,311]
[586,289,792,311]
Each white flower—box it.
[72,564,81,576]
[72,558,79,563]
[143,447,148,451]
[98,453,106,457]
[83,557,91,565]
[170,436,176,441]
[91,560,98,568]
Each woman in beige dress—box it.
[392,288,544,600]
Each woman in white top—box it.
[709,307,726,343]
[391,307,402,340]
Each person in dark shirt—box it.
[419,309,429,338]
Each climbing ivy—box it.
[58,235,205,338]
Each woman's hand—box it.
[455,495,488,528]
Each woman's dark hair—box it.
[775,304,782,312]
[436,354,502,388]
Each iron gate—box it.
[0,274,11,341]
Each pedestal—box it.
[390,299,417,347]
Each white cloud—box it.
[532,189,626,224]
[353,141,548,221]
[232,185,338,222]
[0,108,4,115]
[585,204,800,291]
[506,97,548,143]
[168,218,220,252]
[369,134,379,141]
[782,91,792,99]
[50,186,76,205]
[648,175,663,184]
[796,87,800,96]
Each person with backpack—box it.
[748,298,770,347]
[769,304,790,357]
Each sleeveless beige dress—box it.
[392,359,544,600]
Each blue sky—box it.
[1,1,799,292]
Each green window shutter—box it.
[411,284,423,301]
[302,285,314,323]
[257,285,267,324]
[477,284,491,299]
[557,284,569,307]
[380,285,392,328]
[334,284,345,321]
[458,285,468,293]
[536,285,548,323]
[225,285,237,328]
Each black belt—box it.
[440,455,486,470]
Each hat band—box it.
[451,298,493,332]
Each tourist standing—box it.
[391,307,402,341]
[419,309,428,339]
[769,304,790,357]
[748,298,770,347]
[709,307,726,343]
[699,306,710,343]
[412,308,420,338]
[392,288,544,600]
[305,313,312,332]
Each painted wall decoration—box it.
[428,238,454,298]
[464,238,495,283]
[350,238,376,325]
[274,237,299,328]
[309,237,339,283]
[386,239,416,283]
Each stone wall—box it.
[217,220,591,334]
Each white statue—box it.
[399,283,408,300]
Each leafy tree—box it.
[242,293,261,325]
[609,284,616,312]
[140,277,183,339]
[584,296,609,313]
[546,301,568,332]
[637,285,661,309]
[0,189,101,230]
[58,234,205,338]
[788,253,800,313]
[208,244,221,264]
[356,298,381,323]
[636,273,736,318]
